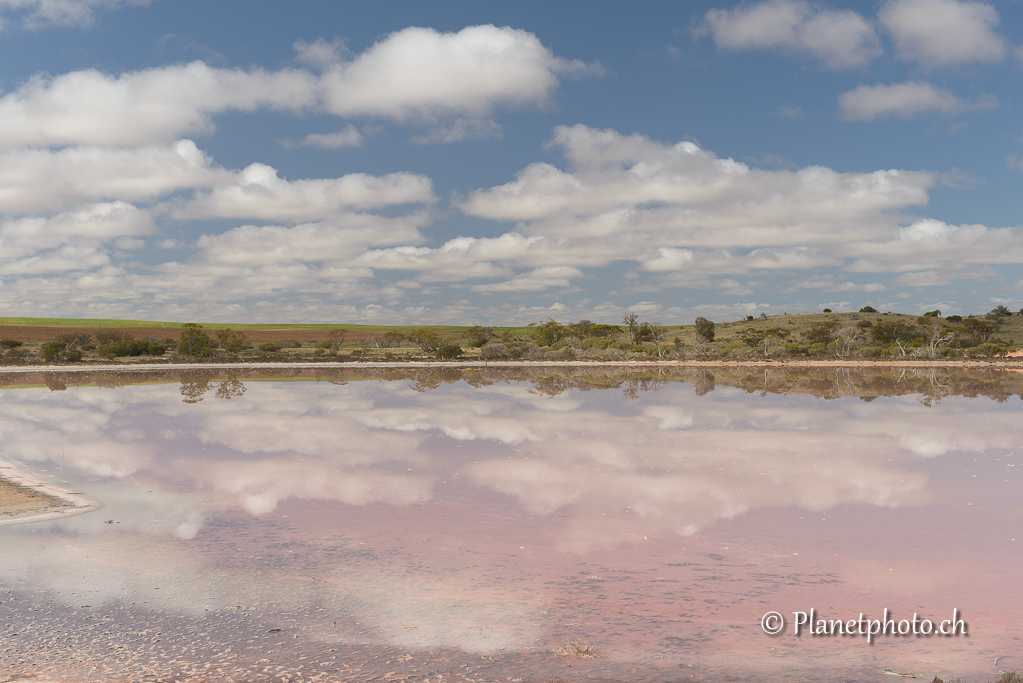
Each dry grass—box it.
[554,640,599,658]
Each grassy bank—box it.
[0,309,1021,365]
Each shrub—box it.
[859,306,877,313]
[580,336,615,350]
[529,319,570,346]
[822,308,832,313]
[855,319,873,328]
[65,349,82,362]
[258,342,281,353]
[99,340,166,357]
[803,321,840,345]
[587,324,621,338]
[946,315,963,323]
[0,339,22,348]
[4,348,28,358]
[178,323,214,357]
[216,329,248,353]
[326,328,348,346]
[784,342,808,355]
[718,343,747,357]
[694,317,715,342]
[95,329,132,345]
[408,329,442,353]
[42,341,66,361]
[480,342,510,360]
[436,343,463,359]
[463,325,494,347]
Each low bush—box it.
[718,343,748,357]
[480,342,510,360]
[580,336,615,350]
[42,341,66,361]
[0,339,23,348]
[436,343,463,359]
[99,340,166,357]
[95,329,132,345]
[258,342,281,353]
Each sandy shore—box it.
[0,459,102,526]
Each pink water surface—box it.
[0,369,1019,682]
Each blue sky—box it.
[1,0,1022,325]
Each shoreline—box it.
[0,358,1021,373]
[0,458,103,526]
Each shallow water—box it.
[0,366,1020,682]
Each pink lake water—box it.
[0,367,1020,682]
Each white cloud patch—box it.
[0,25,592,148]
[174,164,435,223]
[699,0,882,68]
[470,266,582,293]
[0,0,151,28]
[319,25,598,121]
[299,125,364,149]
[410,117,503,144]
[293,37,349,69]
[879,0,1007,67]
[0,201,152,275]
[0,62,319,148]
[0,140,222,213]
[839,81,997,121]
[458,124,934,249]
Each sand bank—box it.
[0,459,101,526]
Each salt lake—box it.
[0,366,1020,682]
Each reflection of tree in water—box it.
[43,372,69,391]
[257,368,302,378]
[408,368,461,392]
[622,377,664,400]
[693,371,715,396]
[178,369,218,403]
[313,368,347,386]
[716,366,1023,404]
[12,364,1023,404]
[214,372,247,400]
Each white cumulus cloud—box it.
[319,25,598,121]
[839,81,996,120]
[0,25,592,148]
[879,0,1007,67]
[0,0,152,28]
[699,0,882,68]
[174,163,435,223]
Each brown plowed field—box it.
[0,326,402,345]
